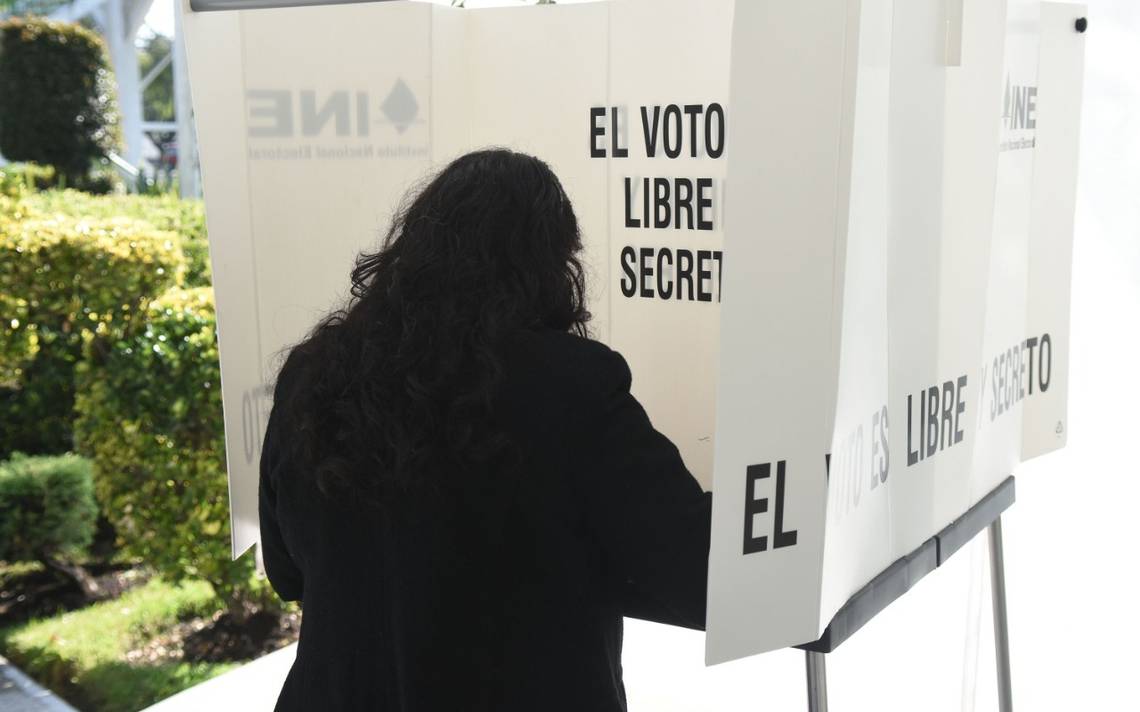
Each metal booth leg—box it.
[805,650,828,712]
[988,515,1013,712]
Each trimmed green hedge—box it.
[75,287,273,615]
[0,215,183,456]
[0,452,97,564]
[0,162,56,198]
[0,17,121,189]
[1,191,271,619]
[0,292,36,388]
[21,189,212,286]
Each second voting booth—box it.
[180,0,1086,706]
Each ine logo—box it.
[1001,76,1038,131]
[380,79,419,134]
[245,79,422,138]
[1000,75,1037,152]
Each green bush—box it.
[0,215,183,456]
[0,187,35,224]
[0,17,122,189]
[21,189,211,286]
[0,452,97,563]
[0,452,99,596]
[75,287,273,617]
[0,162,56,198]
[0,292,37,388]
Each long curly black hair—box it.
[271,149,591,502]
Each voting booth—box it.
[181,0,1086,705]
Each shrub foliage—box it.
[0,163,57,198]
[2,191,266,617]
[75,288,271,616]
[0,216,183,456]
[0,17,122,188]
[20,189,211,286]
[0,452,99,595]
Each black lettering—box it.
[684,104,702,157]
[697,178,714,230]
[919,390,927,460]
[663,104,682,158]
[619,246,636,297]
[696,250,713,302]
[1008,348,1016,409]
[871,411,881,490]
[941,380,954,450]
[955,375,967,444]
[907,395,919,466]
[926,386,939,457]
[643,176,650,226]
[640,106,661,158]
[743,463,770,554]
[675,178,694,230]
[1025,336,1038,395]
[676,250,694,300]
[997,352,1006,416]
[1039,333,1051,392]
[707,103,725,158]
[773,460,798,549]
[654,178,671,228]
[623,177,640,228]
[610,106,628,157]
[590,107,606,158]
[657,249,674,300]
[878,406,889,482]
[1021,344,1030,400]
[638,247,654,299]
[990,356,999,421]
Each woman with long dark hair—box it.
[259,149,712,711]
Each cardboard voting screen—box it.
[181,0,1084,664]
[706,0,1084,663]
[182,0,732,552]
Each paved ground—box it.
[140,643,296,712]
[0,655,79,712]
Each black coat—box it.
[259,327,713,711]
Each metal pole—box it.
[805,650,828,712]
[988,516,1013,712]
[173,0,202,198]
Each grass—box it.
[0,577,235,712]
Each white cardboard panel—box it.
[184,0,441,553]
[817,0,893,627]
[181,1,263,554]
[706,0,857,664]
[970,0,1041,502]
[1021,2,1086,458]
